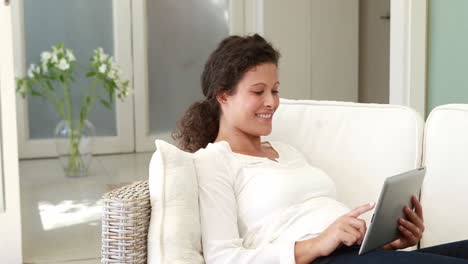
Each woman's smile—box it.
[255,112,274,121]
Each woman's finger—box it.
[346,202,375,218]
[340,230,359,246]
[404,206,425,231]
[347,217,367,241]
[399,225,418,244]
[343,223,362,242]
[399,217,422,239]
[412,195,424,221]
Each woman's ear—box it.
[216,90,228,105]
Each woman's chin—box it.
[257,127,273,136]
[243,122,272,136]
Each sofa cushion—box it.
[265,99,424,224]
[421,104,468,248]
[147,140,204,264]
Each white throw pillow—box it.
[147,140,204,264]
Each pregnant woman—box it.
[172,34,468,264]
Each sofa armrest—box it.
[101,181,151,264]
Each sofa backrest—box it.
[421,104,468,248]
[265,99,424,223]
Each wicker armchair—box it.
[101,181,151,264]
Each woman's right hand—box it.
[313,202,375,257]
[294,203,375,264]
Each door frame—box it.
[12,0,135,159]
[389,0,428,118]
[0,2,23,263]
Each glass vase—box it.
[54,119,95,177]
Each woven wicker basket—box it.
[101,181,151,264]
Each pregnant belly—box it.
[242,197,351,248]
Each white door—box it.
[0,1,23,263]
[12,0,134,159]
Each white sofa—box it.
[420,104,468,247]
[101,99,468,263]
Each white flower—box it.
[42,63,48,74]
[52,45,61,54]
[66,49,76,62]
[95,47,104,55]
[91,55,98,64]
[51,53,58,64]
[107,69,116,80]
[57,58,70,71]
[100,53,108,62]
[27,64,36,78]
[92,47,105,64]
[117,80,131,93]
[124,86,133,96]
[41,51,52,64]
[99,64,107,74]
[108,64,121,80]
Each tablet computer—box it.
[358,167,426,255]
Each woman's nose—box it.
[264,93,275,108]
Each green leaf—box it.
[86,71,96,77]
[100,99,112,110]
[29,88,43,97]
[46,81,54,91]
[57,102,64,116]
[109,88,114,103]
[16,79,23,92]
[80,107,87,121]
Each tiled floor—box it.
[20,152,153,264]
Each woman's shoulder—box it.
[194,141,231,159]
[194,141,238,183]
[194,141,236,170]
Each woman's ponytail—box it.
[172,98,220,153]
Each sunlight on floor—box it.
[38,199,103,231]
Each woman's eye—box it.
[253,91,263,95]
[272,90,279,94]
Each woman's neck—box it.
[215,128,263,156]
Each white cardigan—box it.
[194,141,351,264]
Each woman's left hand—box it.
[383,195,425,250]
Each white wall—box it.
[263,0,312,100]
[359,0,391,104]
[258,0,426,113]
[309,0,359,102]
[254,0,359,102]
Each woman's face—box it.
[219,63,280,137]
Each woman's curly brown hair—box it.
[172,34,280,152]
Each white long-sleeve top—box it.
[194,141,351,264]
